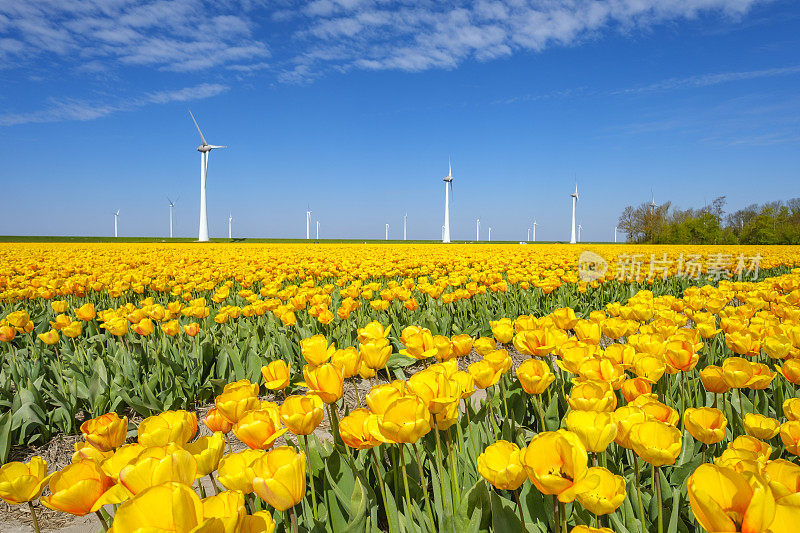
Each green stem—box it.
[370,448,395,533]
[288,506,299,533]
[654,464,663,533]
[412,442,437,530]
[446,428,460,509]
[398,445,413,516]
[633,454,645,533]
[94,510,109,531]
[559,501,567,533]
[28,502,41,533]
[303,434,318,520]
[535,396,547,433]
[433,428,449,511]
[512,489,525,528]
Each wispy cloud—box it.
[613,65,800,94]
[0,82,228,126]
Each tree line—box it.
[617,196,800,244]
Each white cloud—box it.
[0,82,228,126]
[614,65,800,94]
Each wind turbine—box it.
[614,226,618,243]
[228,213,233,239]
[578,224,583,243]
[403,213,407,241]
[385,223,389,241]
[533,220,538,242]
[570,183,579,244]
[649,189,658,212]
[527,227,531,242]
[316,220,320,240]
[114,210,119,238]
[167,197,178,238]
[476,218,480,242]
[306,207,312,240]
[189,110,226,242]
[488,227,492,242]
[442,159,453,243]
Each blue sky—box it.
[1,0,799,241]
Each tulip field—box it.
[4,242,800,533]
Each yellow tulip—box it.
[620,377,654,403]
[240,510,277,533]
[779,359,800,385]
[521,430,590,502]
[303,362,344,404]
[100,316,128,336]
[568,380,616,412]
[612,405,650,449]
[131,317,154,336]
[477,440,527,490]
[71,442,113,464]
[629,421,682,466]
[204,407,233,434]
[110,482,205,533]
[565,410,617,453]
[117,445,197,496]
[468,360,502,389]
[233,406,288,450]
[184,322,200,336]
[75,303,96,321]
[0,325,16,342]
[744,413,780,440]
[217,449,265,493]
[81,412,128,452]
[366,382,407,414]
[201,489,246,532]
[261,360,291,391]
[783,398,800,421]
[377,396,432,443]
[331,346,362,378]
[41,460,114,515]
[280,395,325,435]
[684,407,727,445]
[0,457,50,505]
[251,446,307,511]
[160,319,180,336]
[450,334,474,357]
[51,300,69,313]
[688,463,775,533]
[62,320,83,338]
[473,336,497,356]
[490,318,515,343]
[215,379,260,424]
[184,431,226,477]
[700,364,731,394]
[339,408,380,450]
[551,307,578,330]
[360,338,392,370]
[37,329,59,345]
[780,421,800,456]
[516,358,555,395]
[357,320,391,344]
[301,334,336,366]
[576,466,626,515]
[574,320,602,345]
[138,410,197,447]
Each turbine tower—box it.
[306,208,312,240]
[476,218,480,242]
[403,213,407,241]
[533,220,538,242]
[488,227,492,242]
[578,224,583,243]
[190,111,226,242]
[167,197,177,238]
[527,227,531,242]
[228,213,233,239]
[570,183,579,244]
[316,220,319,240]
[442,159,453,243]
[649,189,658,212]
[614,226,618,243]
[385,223,389,241]
[114,210,119,238]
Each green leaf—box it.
[489,491,523,531]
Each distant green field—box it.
[0,236,574,244]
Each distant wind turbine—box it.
[649,189,658,211]
[614,226,618,243]
[403,213,407,241]
[189,110,226,242]
[476,218,481,242]
[578,223,583,243]
[167,197,178,238]
[488,227,492,242]
[316,220,320,240]
[533,220,538,242]
[228,213,233,239]
[527,227,531,242]
[306,207,312,240]
[442,159,453,243]
[570,183,579,244]
[385,223,389,241]
[114,210,119,238]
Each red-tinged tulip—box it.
[303,362,344,404]
[234,405,287,450]
[138,410,197,447]
[81,412,128,452]
[204,407,233,434]
[41,460,114,515]
[251,446,306,511]
[215,380,260,424]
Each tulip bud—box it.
[251,446,307,511]
[477,440,527,490]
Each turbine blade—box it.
[189,110,207,146]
